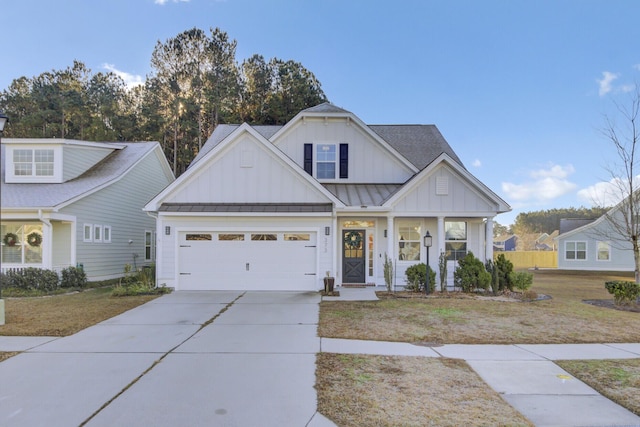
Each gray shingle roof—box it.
[1,142,159,209]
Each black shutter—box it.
[339,143,348,179]
[303,144,313,175]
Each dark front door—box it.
[342,229,366,283]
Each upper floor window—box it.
[13,149,54,177]
[316,144,336,179]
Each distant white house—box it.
[144,103,511,291]
[1,138,174,280]
[556,201,637,272]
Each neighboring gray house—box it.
[144,103,511,291]
[556,205,635,272]
[1,138,174,280]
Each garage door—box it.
[178,231,317,291]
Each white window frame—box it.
[83,224,93,242]
[94,225,102,243]
[12,148,55,177]
[596,241,610,261]
[445,221,467,261]
[397,220,421,261]
[565,241,587,261]
[315,143,337,180]
[145,230,153,261]
[103,225,112,243]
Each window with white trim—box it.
[13,149,54,176]
[103,226,112,243]
[316,144,336,179]
[398,221,421,261]
[145,231,154,261]
[83,224,93,242]
[445,221,467,261]
[565,241,586,260]
[94,225,102,243]
[597,241,610,261]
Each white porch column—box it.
[485,217,494,262]
[386,215,395,260]
[437,216,445,258]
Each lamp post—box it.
[0,112,7,137]
[423,231,432,295]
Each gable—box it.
[272,116,416,184]
[386,155,510,215]
[153,126,339,208]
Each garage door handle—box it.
[180,273,191,275]
[304,273,316,275]
[246,263,250,271]
[180,245,191,248]
[305,245,316,248]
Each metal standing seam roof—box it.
[322,184,403,206]
[1,142,159,209]
[158,203,333,213]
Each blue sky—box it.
[3,0,639,226]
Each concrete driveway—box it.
[0,291,333,427]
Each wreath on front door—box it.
[344,231,363,248]
[3,232,18,247]
[27,232,42,247]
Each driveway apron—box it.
[0,291,324,427]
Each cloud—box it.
[472,159,481,168]
[102,64,144,89]
[597,71,619,96]
[501,164,577,202]
[634,64,640,71]
[577,176,640,207]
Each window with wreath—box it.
[1,223,43,264]
[398,221,421,261]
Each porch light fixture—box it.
[423,231,432,295]
[325,226,330,236]
[165,226,171,235]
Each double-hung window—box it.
[445,221,467,261]
[597,241,610,261]
[398,221,421,261]
[565,241,586,260]
[13,149,54,176]
[316,144,336,179]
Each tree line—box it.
[497,206,611,236]
[0,27,327,176]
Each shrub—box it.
[404,263,436,293]
[438,252,448,292]
[1,268,59,291]
[495,254,514,291]
[60,267,87,289]
[510,271,533,293]
[604,281,640,305]
[383,253,394,292]
[485,260,500,295]
[454,252,490,293]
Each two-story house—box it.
[144,103,510,291]
[1,138,174,280]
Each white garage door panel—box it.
[178,232,317,291]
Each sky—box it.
[3,0,639,227]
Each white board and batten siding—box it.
[274,118,414,184]
[164,133,330,205]
[61,147,173,280]
[157,216,333,291]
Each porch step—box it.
[341,283,376,288]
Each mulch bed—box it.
[583,299,640,313]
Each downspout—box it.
[146,211,159,287]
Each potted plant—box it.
[323,271,335,293]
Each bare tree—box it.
[598,87,640,282]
